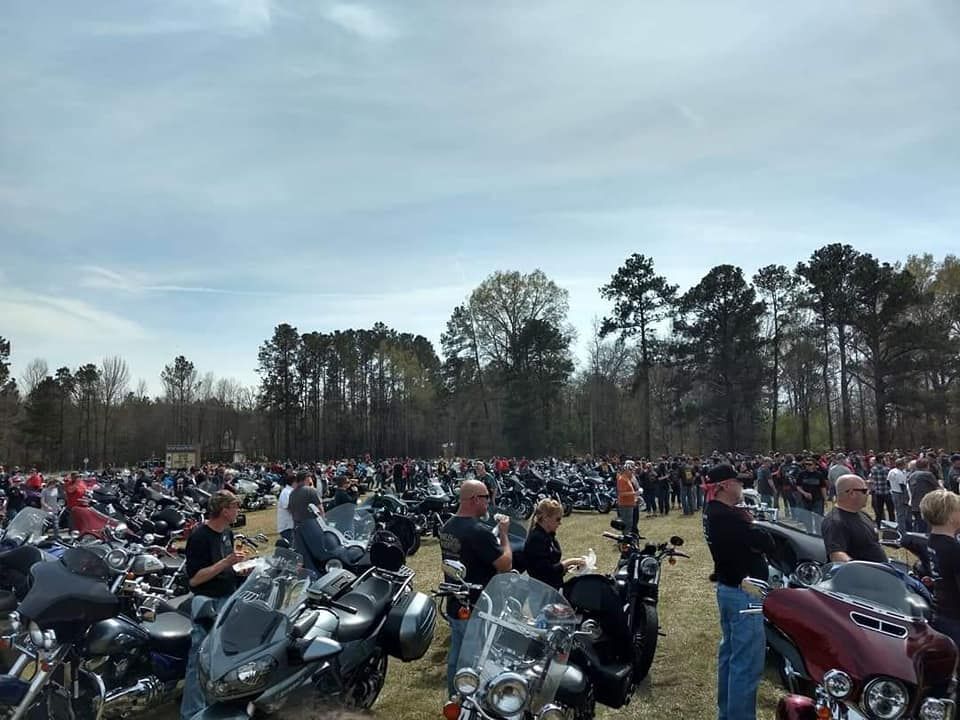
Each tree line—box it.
[2,244,959,468]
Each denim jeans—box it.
[181,595,229,720]
[681,485,696,515]
[618,505,633,529]
[446,616,468,698]
[716,584,765,720]
[893,493,911,532]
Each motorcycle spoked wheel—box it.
[595,497,612,514]
[517,498,534,520]
[632,603,659,683]
[348,651,388,709]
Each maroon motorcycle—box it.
[745,560,957,720]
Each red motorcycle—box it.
[746,561,957,720]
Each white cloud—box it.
[0,292,146,344]
[324,3,396,40]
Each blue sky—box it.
[3,1,959,393]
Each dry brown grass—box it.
[158,506,789,719]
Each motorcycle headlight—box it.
[863,677,909,720]
[793,561,823,587]
[210,656,277,698]
[487,672,528,715]
[325,559,343,572]
[454,668,480,696]
[537,704,566,720]
[28,622,56,650]
[8,612,20,634]
[919,698,954,720]
[640,556,659,578]
[105,548,129,572]
[823,669,853,699]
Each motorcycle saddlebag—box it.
[380,590,437,661]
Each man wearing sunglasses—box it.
[821,474,888,564]
[439,479,513,697]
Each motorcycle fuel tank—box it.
[86,614,150,656]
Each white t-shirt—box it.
[887,468,908,495]
[277,485,294,533]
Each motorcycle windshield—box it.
[2,507,48,545]
[235,479,259,494]
[457,574,576,714]
[322,505,376,544]
[774,508,824,536]
[211,550,310,655]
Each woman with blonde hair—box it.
[920,489,960,649]
[523,499,584,589]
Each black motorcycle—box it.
[0,543,193,720]
[295,504,406,577]
[564,521,687,697]
[192,548,436,718]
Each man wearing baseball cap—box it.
[703,463,773,720]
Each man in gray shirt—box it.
[289,472,324,524]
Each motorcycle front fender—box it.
[776,694,818,720]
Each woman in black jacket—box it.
[524,499,584,589]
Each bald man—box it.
[439,479,512,696]
[820,474,888,564]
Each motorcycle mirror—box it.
[443,559,467,581]
[275,536,292,550]
[669,536,684,547]
[610,519,625,532]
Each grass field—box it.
[222,505,787,720]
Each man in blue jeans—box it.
[438,480,512,697]
[703,464,773,720]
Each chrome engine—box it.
[101,676,173,719]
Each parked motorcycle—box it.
[0,542,194,720]
[192,547,435,718]
[751,507,828,588]
[565,520,687,691]
[444,571,596,720]
[743,561,955,720]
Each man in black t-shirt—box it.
[180,491,246,720]
[821,474,888,564]
[703,464,771,720]
[439,479,512,697]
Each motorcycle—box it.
[444,571,596,720]
[0,542,194,720]
[565,520,687,693]
[751,507,828,588]
[295,503,406,576]
[361,491,422,556]
[192,547,435,719]
[743,561,956,720]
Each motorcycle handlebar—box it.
[602,531,621,541]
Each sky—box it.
[2,1,959,394]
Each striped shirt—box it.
[870,464,890,495]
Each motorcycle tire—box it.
[596,498,612,514]
[632,603,659,683]
[517,498,534,521]
[350,650,388,709]
[571,682,596,720]
[389,516,420,557]
[562,500,573,517]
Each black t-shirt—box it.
[928,533,960,621]
[703,500,770,587]
[821,508,887,563]
[439,515,503,615]
[797,469,826,495]
[185,524,238,598]
[289,485,322,523]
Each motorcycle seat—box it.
[145,611,193,656]
[335,577,394,642]
[0,590,17,612]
